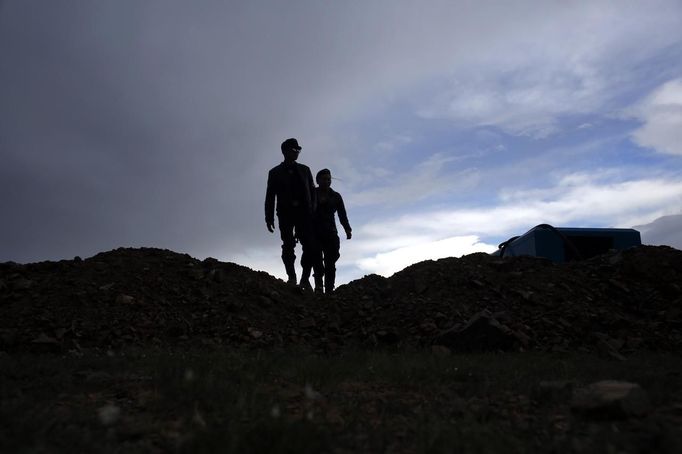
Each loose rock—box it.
[571,380,652,419]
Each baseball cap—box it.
[281,138,302,152]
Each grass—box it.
[1,349,681,453]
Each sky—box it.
[1,0,682,285]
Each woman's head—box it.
[316,168,332,188]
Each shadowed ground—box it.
[1,246,681,452]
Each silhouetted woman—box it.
[300,169,352,293]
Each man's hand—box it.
[345,230,352,240]
[266,221,275,233]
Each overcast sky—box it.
[1,1,681,284]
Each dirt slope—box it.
[1,245,681,354]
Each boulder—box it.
[433,310,523,352]
[571,380,652,419]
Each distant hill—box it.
[635,213,682,250]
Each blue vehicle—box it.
[493,224,642,262]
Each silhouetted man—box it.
[265,138,317,285]
[303,168,352,294]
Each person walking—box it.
[264,138,317,285]
[303,168,352,294]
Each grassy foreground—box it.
[1,349,681,453]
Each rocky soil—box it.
[1,245,681,355]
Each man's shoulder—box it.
[269,163,285,174]
[294,162,313,178]
[295,162,311,172]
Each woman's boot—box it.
[314,274,324,294]
[324,270,335,294]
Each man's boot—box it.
[324,270,336,294]
[299,266,312,291]
[284,261,297,285]
[314,274,324,294]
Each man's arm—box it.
[305,166,317,212]
[265,170,276,232]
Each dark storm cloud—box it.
[0,1,319,261]
[1,0,456,262]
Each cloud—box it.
[345,153,480,208]
[372,134,413,155]
[346,172,682,277]
[414,3,682,137]
[357,235,497,276]
[634,214,682,249]
[417,65,598,137]
[631,78,682,155]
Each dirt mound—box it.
[1,246,681,354]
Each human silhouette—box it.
[264,138,317,285]
[301,168,352,294]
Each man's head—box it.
[316,168,332,189]
[281,138,302,162]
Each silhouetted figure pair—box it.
[265,138,352,294]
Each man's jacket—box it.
[265,161,316,224]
